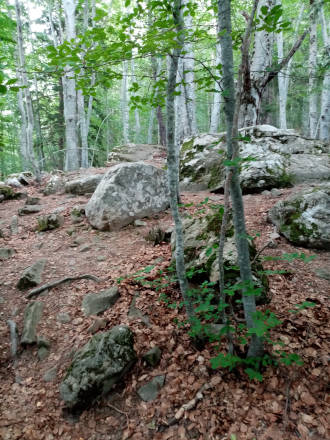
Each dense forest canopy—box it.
[0,0,329,177]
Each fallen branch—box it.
[7,320,18,358]
[167,382,211,426]
[26,274,101,299]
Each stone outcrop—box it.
[60,325,136,410]
[85,163,169,230]
[180,125,330,192]
[107,143,165,164]
[65,174,103,195]
[268,183,330,250]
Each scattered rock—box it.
[85,163,169,231]
[43,366,58,382]
[87,317,109,334]
[137,375,165,402]
[0,248,15,261]
[71,205,86,224]
[79,244,92,252]
[60,325,137,410]
[65,175,103,195]
[37,336,51,360]
[144,226,171,245]
[82,287,120,316]
[10,215,19,234]
[128,294,150,326]
[66,227,76,236]
[57,312,71,324]
[37,213,64,231]
[43,175,65,195]
[97,255,106,262]
[270,188,283,197]
[134,219,147,227]
[17,259,46,290]
[268,183,330,249]
[107,143,165,164]
[18,205,42,215]
[25,196,41,205]
[21,301,44,345]
[314,267,330,281]
[142,347,162,367]
[0,184,16,201]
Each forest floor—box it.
[0,169,329,440]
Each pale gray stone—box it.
[65,174,103,195]
[57,312,71,324]
[85,163,169,230]
[142,347,162,367]
[0,248,15,260]
[134,219,147,227]
[82,287,120,316]
[43,175,65,195]
[21,301,44,345]
[10,215,19,234]
[18,205,42,215]
[60,325,136,409]
[43,366,58,382]
[314,267,330,281]
[37,213,64,231]
[17,259,46,290]
[137,375,165,402]
[107,143,165,164]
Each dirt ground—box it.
[0,172,329,440]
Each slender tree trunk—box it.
[63,0,79,170]
[152,57,166,146]
[319,5,330,141]
[167,0,195,321]
[218,0,263,358]
[33,74,44,169]
[131,59,141,142]
[309,3,318,138]
[121,60,130,143]
[15,0,40,178]
[210,41,222,132]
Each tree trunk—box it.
[121,60,130,144]
[63,0,79,171]
[319,5,330,141]
[167,0,195,321]
[131,59,141,142]
[308,3,318,138]
[209,41,222,132]
[15,0,39,178]
[218,0,264,358]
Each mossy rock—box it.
[268,183,330,249]
[0,184,15,201]
[37,213,64,232]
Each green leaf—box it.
[245,368,263,382]
[0,85,6,94]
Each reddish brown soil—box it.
[0,174,329,440]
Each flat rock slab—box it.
[137,375,165,402]
[65,174,103,195]
[60,325,136,410]
[21,301,44,345]
[18,205,42,215]
[85,162,169,231]
[17,259,46,290]
[0,248,15,260]
[82,287,120,316]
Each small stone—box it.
[37,214,64,232]
[314,267,330,281]
[134,219,147,227]
[25,196,41,205]
[82,287,120,316]
[18,205,42,215]
[79,244,92,252]
[57,312,71,324]
[72,317,83,325]
[0,248,15,261]
[37,336,51,349]
[73,236,85,246]
[142,347,162,367]
[271,188,283,197]
[87,317,109,334]
[261,190,271,196]
[10,215,19,234]
[66,227,76,236]
[137,375,165,402]
[43,366,57,382]
[0,296,5,304]
[21,301,44,345]
[97,255,106,262]
[17,259,46,290]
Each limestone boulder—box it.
[65,174,103,195]
[21,301,44,345]
[180,125,330,192]
[82,287,120,316]
[60,325,136,410]
[268,183,330,249]
[85,163,169,230]
[107,143,166,164]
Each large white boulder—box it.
[85,162,169,230]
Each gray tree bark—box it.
[210,41,222,132]
[218,0,263,358]
[121,60,130,143]
[319,5,330,141]
[309,4,318,138]
[63,0,79,170]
